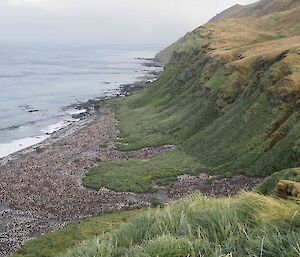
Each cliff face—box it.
[128,0,300,176]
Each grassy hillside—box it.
[209,0,300,23]
[12,1,300,256]
[64,193,300,257]
[12,211,140,257]
[156,0,300,65]
[81,1,300,193]
[112,0,300,179]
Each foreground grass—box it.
[12,211,140,257]
[83,151,204,193]
[64,193,300,257]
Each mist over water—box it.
[0,44,159,157]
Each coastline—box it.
[0,59,262,257]
[0,109,262,257]
[0,58,164,256]
[0,58,162,166]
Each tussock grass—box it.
[13,2,300,257]
[88,39,300,192]
[12,211,140,257]
[108,56,300,178]
[64,193,300,257]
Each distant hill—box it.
[209,0,300,22]
[156,0,300,66]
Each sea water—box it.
[0,44,160,158]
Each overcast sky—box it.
[0,0,258,47]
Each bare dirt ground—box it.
[0,109,263,256]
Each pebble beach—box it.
[0,72,263,257]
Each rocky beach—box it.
[0,1,299,256]
[0,62,263,256]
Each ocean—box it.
[0,44,160,158]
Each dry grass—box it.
[64,193,300,257]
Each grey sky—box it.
[0,0,257,47]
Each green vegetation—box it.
[109,54,300,178]
[64,193,300,257]
[15,2,300,256]
[82,1,300,194]
[83,151,204,193]
[256,167,300,195]
[12,211,140,257]
[99,143,109,148]
[35,146,44,153]
[106,2,300,178]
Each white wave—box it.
[0,135,48,158]
[65,118,80,123]
[42,121,68,135]
[66,109,87,115]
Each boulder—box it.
[277,180,300,198]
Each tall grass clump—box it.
[12,211,140,257]
[64,193,300,257]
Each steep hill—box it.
[14,1,300,256]
[209,0,300,23]
[156,0,300,65]
[116,0,300,177]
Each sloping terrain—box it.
[256,167,300,195]
[209,0,300,22]
[117,0,300,177]
[12,1,300,256]
[64,193,300,257]
[156,0,300,65]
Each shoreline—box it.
[0,107,263,256]
[0,58,164,256]
[0,58,162,165]
[0,59,262,257]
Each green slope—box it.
[82,1,300,193]
[13,1,300,256]
[208,0,300,23]
[112,1,300,178]
[156,0,300,65]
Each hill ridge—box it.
[156,0,300,66]
[209,0,300,23]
